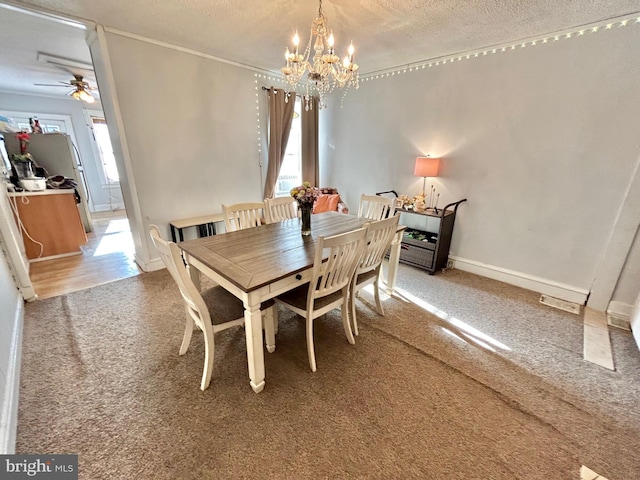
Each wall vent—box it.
[539,294,581,315]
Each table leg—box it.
[186,255,202,292]
[385,230,403,295]
[244,296,266,393]
[264,306,276,353]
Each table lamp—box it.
[414,156,440,197]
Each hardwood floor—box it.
[28,210,141,299]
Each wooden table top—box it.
[178,211,369,293]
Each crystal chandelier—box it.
[281,0,359,109]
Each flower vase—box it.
[301,205,312,236]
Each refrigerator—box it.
[3,132,93,232]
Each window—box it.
[274,97,302,196]
[90,117,119,184]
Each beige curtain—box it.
[301,96,319,187]
[264,88,296,199]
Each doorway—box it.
[85,113,123,212]
[0,4,138,298]
[27,209,140,299]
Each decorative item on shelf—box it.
[397,194,412,209]
[396,192,440,213]
[413,195,427,212]
[281,0,359,109]
[290,181,320,236]
[29,117,43,134]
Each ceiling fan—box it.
[35,74,97,104]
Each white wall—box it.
[613,228,640,303]
[321,24,640,308]
[0,92,124,211]
[630,289,640,351]
[97,31,264,268]
[609,227,640,317]
[0,248,22,453]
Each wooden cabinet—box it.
[9,190,87,260]
[396,199,466,274]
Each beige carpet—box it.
[18,264,640,479]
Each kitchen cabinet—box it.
[8,190,87,260]
[395,199,466,274]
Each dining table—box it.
[178,211,406,393]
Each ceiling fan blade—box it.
[34,76,97,98]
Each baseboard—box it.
[606,300,632,331]
[449,256,589,305]
[607,300,632,320]
[135,254,165,273]
[91,203,126,213]
[0,293,24,454]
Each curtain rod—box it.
[261,86,313,101]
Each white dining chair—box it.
[222,202,265,232]
[264,196,298,224]
[349,214,400,336]
[275,227,368,372]
[357,194,396,221]
[149,225,276,390]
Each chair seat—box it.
[261,298,276,310]
[202,287,275,325]
[276,283,345,311]
[355,269,378,286]
[201,286,245,324]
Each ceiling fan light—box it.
[71,88,95,103]
[78,89,95,103]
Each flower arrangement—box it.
[290,181,320,208]
[16,132,30,155]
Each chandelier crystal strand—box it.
[281,0,359,109]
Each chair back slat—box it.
[357,194,395,221]
[265,196,298,223]
[310,227,367,303]
[357,214,400,275]
[222,202,265,232]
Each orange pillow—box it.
[313,194,341,213]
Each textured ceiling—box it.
[0,0,639,101]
